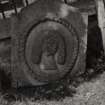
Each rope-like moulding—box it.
[17,16,79,82]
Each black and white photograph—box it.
[0,0,105,105]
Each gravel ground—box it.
[0,70,105,105]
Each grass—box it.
[0,70,105,105]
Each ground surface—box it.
[0,70,105,105]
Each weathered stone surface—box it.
[11,0,86,87]
[95,0,105,53]
[0,19,11,39]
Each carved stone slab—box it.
[11,0,87,87]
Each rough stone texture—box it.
[0,19,11,39]
[11,0,86,87]
[95,0,105,53]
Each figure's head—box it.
[42,31,59,56]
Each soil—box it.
[0,70,105,105]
